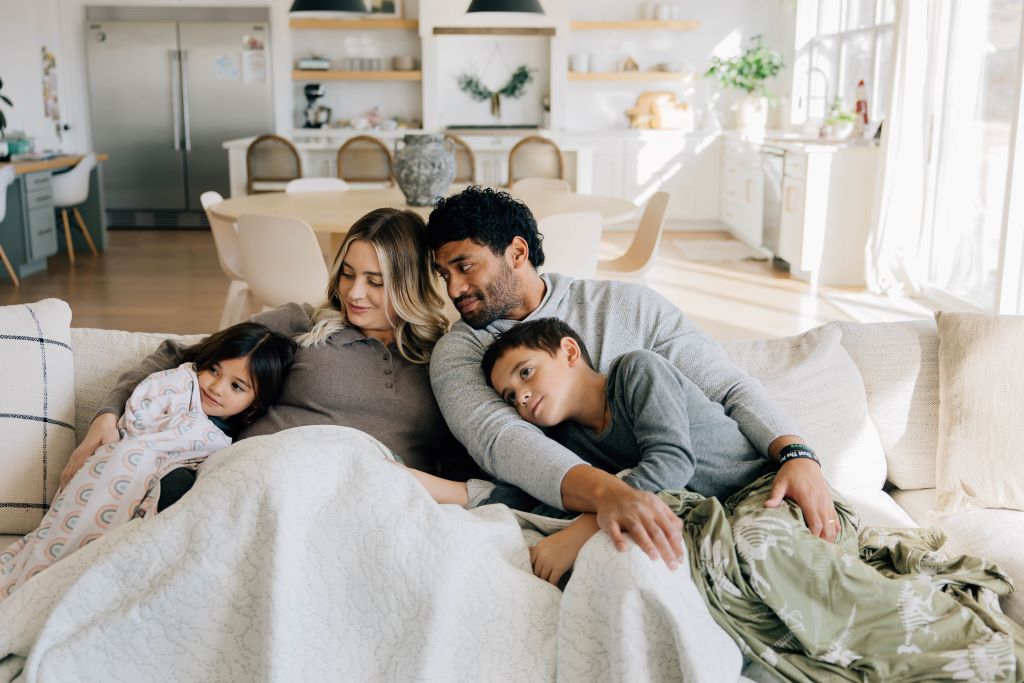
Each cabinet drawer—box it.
[784,153,807,180]
[25,188,53,211]
[24,172,52,194]
[27,206,58,261]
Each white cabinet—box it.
[776,146,879,286]
[719,137,763,248]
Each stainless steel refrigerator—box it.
[85,6,273,228]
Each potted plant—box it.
[704,34,784,139]
[0,77,12,161]
[823,96,856,140]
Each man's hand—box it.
[58,413,120,492]
[765,457,838,542]
[561,464,684,569]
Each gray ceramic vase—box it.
[394,134,456,207]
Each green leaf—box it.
[0,95,12,107]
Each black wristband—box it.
[777,443,820,467]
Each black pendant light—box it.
[466,0,545,13]
[289,0,367,13]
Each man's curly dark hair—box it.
[427,186,545,268]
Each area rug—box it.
[673,239,769,263]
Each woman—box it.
[61,208,459,491]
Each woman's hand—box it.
[58,413,120,491]
[530,515,600,586]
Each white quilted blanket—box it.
[0,426,742,682]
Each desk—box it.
[0,155,109,283]
[209,187,637,252]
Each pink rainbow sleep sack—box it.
[0,363,231,599]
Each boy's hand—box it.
[530,515,599,586]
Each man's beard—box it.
[458,260,519,329]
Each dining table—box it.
[208,185,639,254]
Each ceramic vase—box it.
[394,134,456,207]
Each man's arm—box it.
[643,292,837,541]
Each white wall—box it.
[0,0,76,150]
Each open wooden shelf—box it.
[570,20,700,31]
[289,18,418,30]
[293,70,422,81]
[568,71,696,82]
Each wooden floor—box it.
[1,229,932,340]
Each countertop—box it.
[0,153,109,176]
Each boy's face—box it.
[489,342,576,428]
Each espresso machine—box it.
[303,83,331,128]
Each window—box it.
[921,0,1024,312]
[791,0,896,126]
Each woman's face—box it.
[338,240,397,345]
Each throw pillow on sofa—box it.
[722,324,888,493]
[934,311,1024,515]
[0,299,76,535]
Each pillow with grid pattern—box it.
[0,299,75,535]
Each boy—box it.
[478,318,799,586]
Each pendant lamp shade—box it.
[289,0,367,13]
[466,0,544,13]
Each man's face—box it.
[433,238,520,329]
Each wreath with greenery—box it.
[457,65,535,117]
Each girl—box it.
[0,322,296,600]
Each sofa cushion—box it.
[836,488,916,529]
[934,311,1024,514]
[722,325,887,492]
[71,328,202,443]
[833,320,939,491]
[889,488,937,527]
[0,299,76,535]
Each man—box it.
[427,186,838,568]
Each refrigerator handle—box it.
[169,49,182,152]
[180,50,192,152]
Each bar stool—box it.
[0,165,19,285]
[51,153,99,264]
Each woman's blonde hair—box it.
[295,208,449,364]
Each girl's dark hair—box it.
[181,322,297,425]
[427,186,545,267]
[481,317,593,388]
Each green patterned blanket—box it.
[660,474,1024,682]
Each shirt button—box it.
[385,382,393,389]
[384,369,393,375]
[383,353,390,361]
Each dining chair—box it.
[246,134,302,195]
[596,191,670,280]
[536,211,603,280]
[201,191,255,328]
[51,153,99,264]
[0,165,20,285]
[336,135,394,188]
[510,177,571,194]
[508,136,565,186]
[446,134,476,184]
[286,177,349,193]
[236,214,329,309]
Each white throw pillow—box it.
[934,311,1024,515]
[0,299,76,535]
[722,324,888,492]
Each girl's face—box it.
[339,240,397,345]
[197,356,256,419]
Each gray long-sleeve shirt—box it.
[97,303,461,472]
[428,273,801,509]
[549,350,767,499]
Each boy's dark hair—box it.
[481,318,593,387]
[181,322,297,424]
[427,185,545,268]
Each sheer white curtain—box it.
[864,0,932,295]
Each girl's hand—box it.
[530,515,599,586]
[58,413,120,491]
